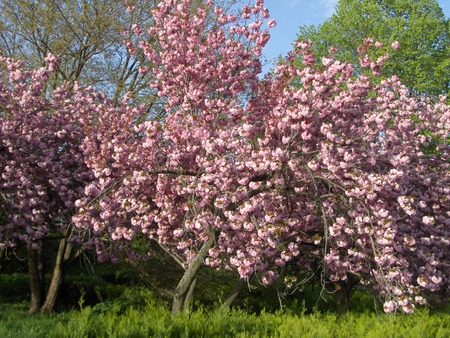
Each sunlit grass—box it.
[1,297,449,338]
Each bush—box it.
[49,300,450,337]
[0,273,29,302]
[0,296,449,338]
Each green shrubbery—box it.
[0,273,29,302]
[1,267,448,337]
[1,289,449,338]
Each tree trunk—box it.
[0,247,5,272]
[332,275,358,315]
[182,278,197,315]
[40,237,72,313]
[171,236,214,316]
[220,278,246,310]
[27,244,45,315]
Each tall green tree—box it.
[296,0,449,97]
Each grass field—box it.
[1,295,449,338]
[1,269,448,338]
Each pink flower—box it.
[391,41,400,50]
[422,216,435,225]
[417,277,428,288]
[267,19,276,28]
[402,303,415,313]
[383,300,396,313]
[138,66,148,75]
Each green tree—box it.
[0,0,160,106]
[296,0,449,97]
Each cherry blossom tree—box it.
[228,39,450,313]
[72,0,449,315]
[74,0,274,315]
[0,55,102,313]
[5,0,446,317]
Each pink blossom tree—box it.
[74,0,274,315]
[73,0,449,315]
[221,39,450,313]
[0,55,105,313]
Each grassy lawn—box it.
[1,273,449,337]
[1,297,449,338]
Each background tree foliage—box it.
[296,0,450,97]
[0,0,159,105]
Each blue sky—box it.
[262,0,450,71]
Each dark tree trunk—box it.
[27,244,45,314]
[220,278,247,310]
[332,274,358,315]
[171,236,215,316]
[0,247,5,272]
[40,237,72,313]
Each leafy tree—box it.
[296,0,450,97]
[0,0,165,107]
[0,0,247,314]
[0,0,162,314]
[2,0,448,316]
[73,0,449,316]
[73,0,274,316]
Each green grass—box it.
[0,270,448,337]
[1,296,449,338]
[0,302,70,338]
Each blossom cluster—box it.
[0,56,102,248]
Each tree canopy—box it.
[0,0,167,107]
[296,0,450,97]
